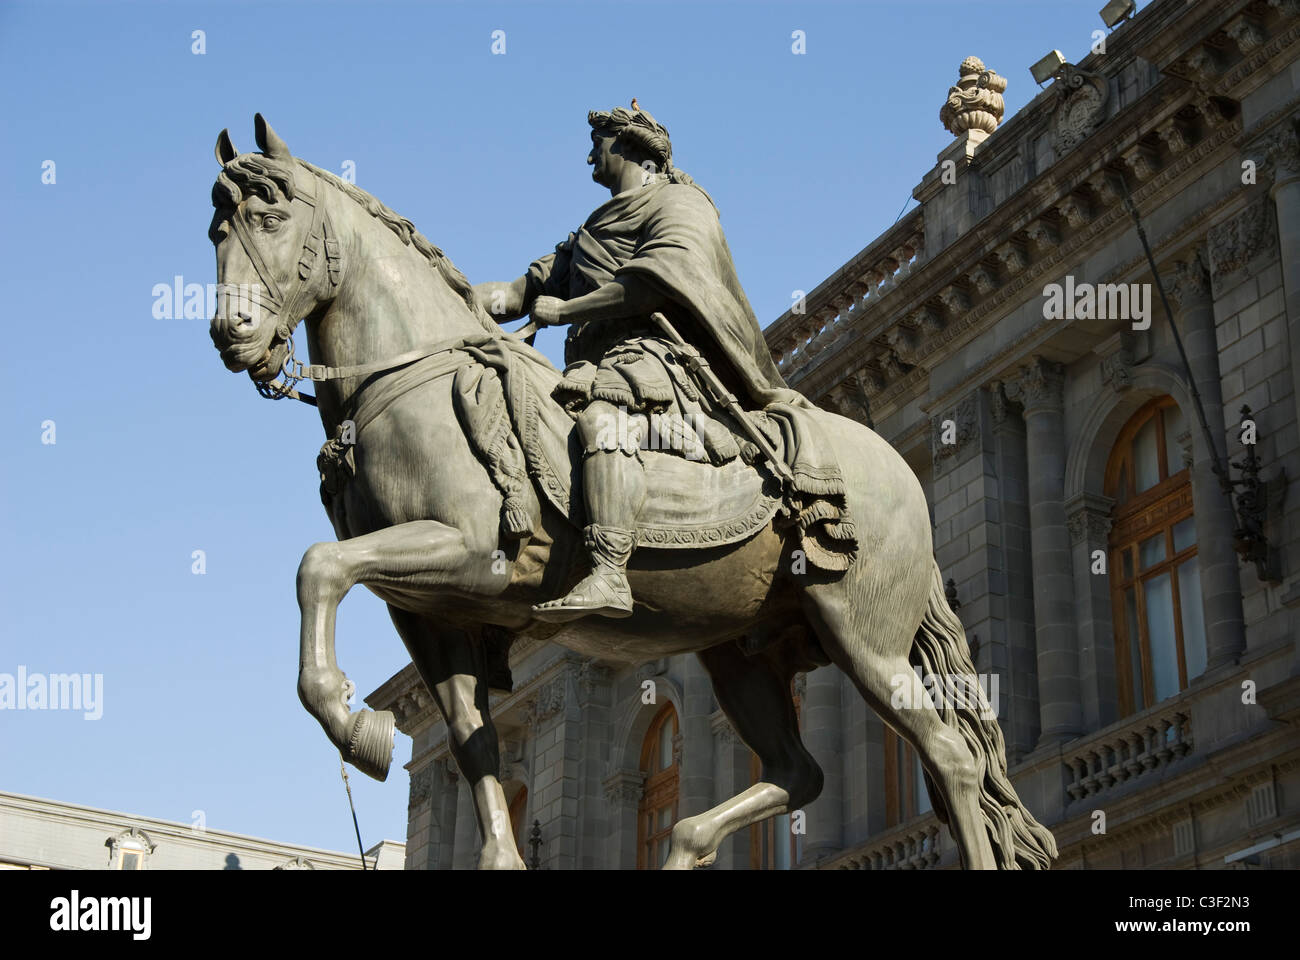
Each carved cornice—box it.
[392,684,437,737]
[769,0,1289,430]
[817,114,1244,421]
[1217,16,1300,99]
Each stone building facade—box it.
[0,791,405,870]
[370,0,1300,869]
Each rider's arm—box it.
[472,276,532,323]
[539,275,668,326]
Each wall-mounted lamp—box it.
[1030,50,1067,85]
[1099,0,1137,29]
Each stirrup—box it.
[531,568,634,623]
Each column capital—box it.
[1004,356,1064,415]
[602,768,646,808]
[1248,112,1300,185]
[1165,247,1212,311]
[709,710,742,746]
[1064,492,1116,546]
[576,657,613,706]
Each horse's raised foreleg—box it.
[662,640,822,870]
[296,519,499,783]
[387,607,524,870]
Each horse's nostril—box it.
[236,312,255,328]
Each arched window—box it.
[637,702,679,869]
[1106,397,1206,716]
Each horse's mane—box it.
[213,153,498,335]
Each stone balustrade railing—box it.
[822,814,946,870]
[1063,703,1193,805]
[766,210,925,377]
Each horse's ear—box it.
[254,113,291,160]
[215,129,238,166]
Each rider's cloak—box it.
[526,175,810,410]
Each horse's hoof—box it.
[345,709,394,782]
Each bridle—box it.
[224,166,342,406]
[222,162,541,410]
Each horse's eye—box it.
[262,215,282,230]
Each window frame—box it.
[637,702,680,870]
[883,725,931,827]
[1105,397,1202,716]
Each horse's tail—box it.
[911,559,1059,869]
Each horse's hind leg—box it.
[662,640,822,870]
[387,607,524,870]
[296,519,496,783]
[801,578,998,870]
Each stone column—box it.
[1167,250,1246,668]
[678,658,716,822]
[1004,357,1082,745]
[601,768,644,870]
[451,774,478,869]
[988,383,1041,758]
[1065,493,1117,729]
[710,711,752,870]
[574,660,613,868]
[433,759,460,870]
[799,664,844,859]
[1255,116,1300,432]
[526,659,583,869]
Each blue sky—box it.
[0,0,1115,856]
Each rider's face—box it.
[588,132,620,187]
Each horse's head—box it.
[208,114,341,383]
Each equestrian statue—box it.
[206,109,1057,870]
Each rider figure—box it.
[475,104,804,623]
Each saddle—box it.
[452,338,783,550]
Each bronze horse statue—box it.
[207,114,1057,870]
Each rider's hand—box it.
[530,296,567,328]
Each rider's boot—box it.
[532,447,644,622]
